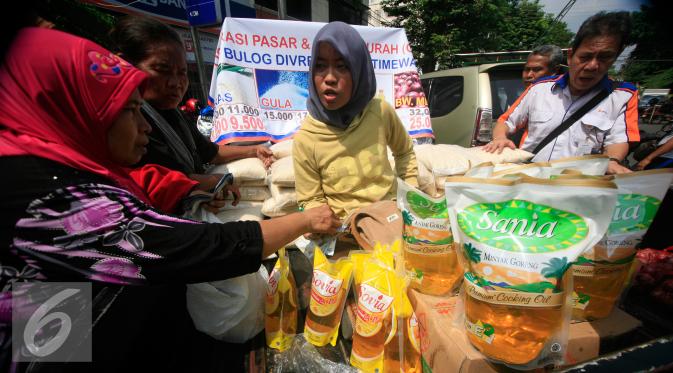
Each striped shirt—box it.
[499,73,639,162]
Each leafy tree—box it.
[402,209,415,225]
[463,243,482,263]
[381,0,573,72]
[622,0,673,89]
[497,0,573,51]
[36,0,118,48]
[541,257,569,280]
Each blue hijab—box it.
[307,22,376,129]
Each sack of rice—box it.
[270,140,293,159]
[414,144,470,175]
[262,196,299,217]
[215,202,264,223]
[210,158,267,184]
[270,156,295,186]
[227,186,271,202]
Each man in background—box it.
[522,44,564,86]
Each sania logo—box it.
[457,200,587,253]
[609,194,659,235]
[406,191,447,219]
[358,284,393,313]
[312,270,343,297]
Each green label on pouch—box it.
[608,194,660,235]
[457,199,587,253]
[406,191,447,219]
[465,319,495,344]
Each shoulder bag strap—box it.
[532,82,617,155]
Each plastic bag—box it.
[267,334,357,373]
[184,207,267,343]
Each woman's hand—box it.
[483,137,516,154]
[199,185,240,213]
[303,205,341,235]
[255,145,275,168]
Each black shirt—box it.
[137,107,219,175]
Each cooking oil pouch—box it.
[265,248,298,351]
[383,273,421,373]
[464,162,495,178]
[305,247,353,347]
[397,179,462,296]
[350,254,397,372]
[350,251,372,298]
[572,169,673,320]
[491,162,552,179]
[444,176,617,368]
[549,155,610,176]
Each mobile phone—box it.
[211,173,234,196]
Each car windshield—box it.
[640,95,663,106]
[489,69,526,120]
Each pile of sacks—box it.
[209,141,534,221]
[209,157,270,222]
[408,144,534,197]
[264,141,299,217]
[208,141,299,221]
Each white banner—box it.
[208,18,433,144]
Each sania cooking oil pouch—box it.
[397,179,462,296]
[444,176,617,368]
[572,169,673,320]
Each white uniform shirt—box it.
[499,74,639,162]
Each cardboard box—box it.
[408,290,641,372]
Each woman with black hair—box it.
[109,16,275,192]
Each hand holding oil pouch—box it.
[445,176,617,368]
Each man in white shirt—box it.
[485,11,638,174]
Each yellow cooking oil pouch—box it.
[384,270,421,373]
[304,247,353,347]
[444,176,617,369]
[265,248,297,351]
[350,253,397,372]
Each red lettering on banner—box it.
[261,98,292,109]
[367,43,400,54]
[252,35,298,49]
[223,32,249,46]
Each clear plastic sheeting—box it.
[266,334,356,373]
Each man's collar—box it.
[552,73,613,94]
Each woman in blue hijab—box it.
[293,21,418,222]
